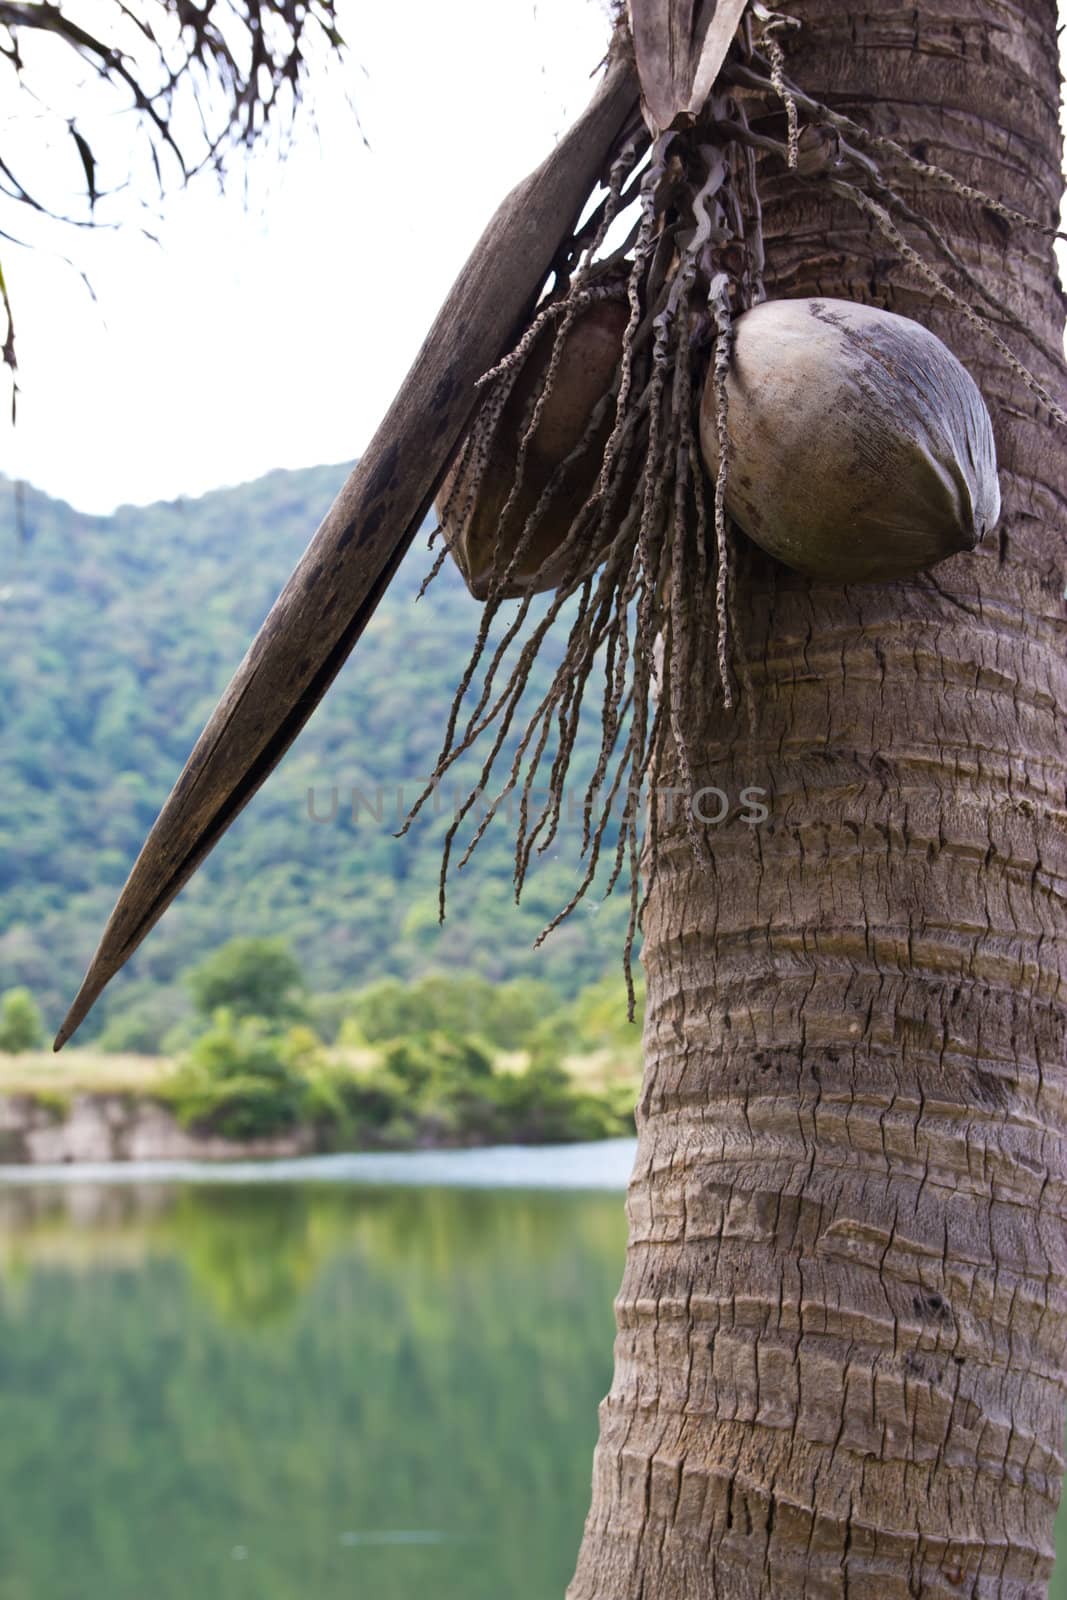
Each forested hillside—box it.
[0,468,630,1038]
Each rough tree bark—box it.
[570,4,1067,1597]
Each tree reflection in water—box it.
[0,1177,626,1600]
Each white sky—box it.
[1,0,614,513]
[2,0,1065,515]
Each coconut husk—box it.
[438,297,632,600]
[699,297,1001,583]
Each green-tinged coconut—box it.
[699,297,1000,583]
[439,297,629,601]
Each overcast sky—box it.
[2,0,1064,515]
[1,0,613,513]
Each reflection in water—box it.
[4,1173,1067,1598]
[0,1178,626,1600]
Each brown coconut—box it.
[699,297,1000,583]
[438,297,630,601]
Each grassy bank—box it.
[0,1033,641,1152]
[0,1051,172,1098]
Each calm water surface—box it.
[1,1141,1065,1600]
[0,1143,632,1600]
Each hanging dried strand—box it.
[527,575,629,855]
[725,537,758,747]
[614,694,669,1018]
[416,537,451,600]
[407,117,754,966]
[592,140,673,506]
[444,362,529,572]
[548,125,650,293]
[506,586,616,884]
[581,535,642,852]
[870,179,1067,374]
[483,299,592,585]
[417,433,477,599]
[729,58,1067,242]
[857,129,1067,241]
[706,271,736,707]
[400,381,651,843]
[721,63,1067,376]
[833,181,1067,426]
[666,349,709,865]
[753,4,801,169]
[577,131,650,276]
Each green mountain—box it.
[0,467,631,1037]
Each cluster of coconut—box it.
[438,293,1000,596]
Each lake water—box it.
[1,1140,1065,1600]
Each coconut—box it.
[439,297,629,601]
[699,297,1000,583]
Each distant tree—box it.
[186,936,307,1024]
[96,985,191,1055]
[568,975,646,1054]
[342,974,563,1051]
[381,1032,494,1096]
[0,986,44,1052]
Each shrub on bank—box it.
[166,1011,307,1140]
[490,1059,624,1144]
[164,1009,635,1150]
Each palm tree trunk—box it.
[569,3,1067,1596]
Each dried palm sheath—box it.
[628,0,750,134]
[54,44,640,1048]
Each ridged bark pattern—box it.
[569,3,1067,1596]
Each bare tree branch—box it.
[0,0,348,388]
